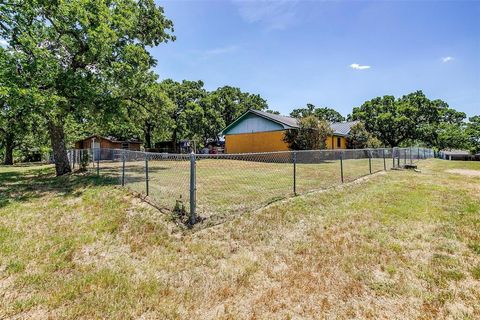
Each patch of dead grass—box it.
[445,168,480,177]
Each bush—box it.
[284,116,333,150]
[79,151,91,171]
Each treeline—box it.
[0,0,267,175]
[350,91,479,151]
[0,1,478,176]
[288,94,479,152]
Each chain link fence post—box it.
[96,149,100,175]
[368,149,372,174]
[145,153,149,196]
[293,151,297,195]
[392,147,396,169]
[397,150,400,167]
[121,150,126,187]
[409,147,412,164]
[189,151,197,225]
[382,148,386,171]
[340,151,344,183]
[72,149,77,171]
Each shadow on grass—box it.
[0,165,119,209]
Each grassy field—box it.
[99,155,393,221]
[1,159,479,319]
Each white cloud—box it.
[441,56,454,63]
[349,63,371,70]
[0,39,8,47]
[234,0,299,30]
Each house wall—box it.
[325,135,347,149]
[225,132,348,154]
[225,131,290,153]
[75,137,141,151]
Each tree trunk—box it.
[172,128,178,153]
[144,121,152,149]
[3,132,14,165]
[48,120,71,176]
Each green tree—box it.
[110,78,174,149]
[466,115,480,154]
[201,86,268,143]
[351,95,414,147]
[0,48,44,164]
[350,91,465,148]
[314,107,345,122]
[0,0,174,175]
[290,104,344,122]
[436,123,469,151]
[284,115,333,150]
[266,110,281,115]
[418,99,466,147]
[290,103,316,118]
[346,122,382,149]
[160,79,207,148]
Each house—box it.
[439,149,475,161]
[219,109,358,153]
[75,135,142,151]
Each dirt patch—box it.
[445,169,480,177]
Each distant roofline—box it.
[219,109,298,135]
[77,135,142,144]
[441,149,472,155]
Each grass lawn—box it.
[99,155,394,222]
[1,159,479,319]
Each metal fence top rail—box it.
[81,146,429,158]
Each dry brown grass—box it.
[0,159,479,319]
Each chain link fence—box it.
[67,147,434,226]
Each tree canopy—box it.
[0,0,175,175]
[350,91,470,148]
[346,122,382,149]
[0,3,477,169]
[290,104,345,122]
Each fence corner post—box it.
[293,151,297,195]
[145,153,149,196]
[189,151,197,225]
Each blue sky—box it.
[153,1,479,117]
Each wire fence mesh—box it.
[67,147,434,226]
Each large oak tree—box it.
[350,91,466,147]
[0,0,174,175]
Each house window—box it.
[337,137,341,148]
[121,143,129,149]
